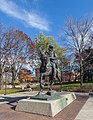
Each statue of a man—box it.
[44,45,58,79]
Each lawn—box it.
[0,88,23,94]
[33,81,93,92]
[62,82,93,92]
[0,81,93,94]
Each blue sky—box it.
[0,0,93,45]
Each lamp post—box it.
[4,67,9,95]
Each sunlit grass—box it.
[0,81,93,94]
[33,82,93,92]
[0,88,22,94]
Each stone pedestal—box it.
[16,92,76,117]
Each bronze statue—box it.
[38,45,62,95]
[44,45,57,79]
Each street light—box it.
[4,67,9,95]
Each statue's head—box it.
[48,45,53,51]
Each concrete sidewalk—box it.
[75,95,93,120]
[0,91,38,104]
[0,92,93,120]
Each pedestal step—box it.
[16,92,76,117]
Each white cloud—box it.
[0,0,49,31]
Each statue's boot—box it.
[37,89,43,96]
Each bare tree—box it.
[0,24,13,89]
[0,24,36,89]
[5,29,36,88]
[62,16,93,86]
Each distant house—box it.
[2,71,12,83]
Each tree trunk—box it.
[0,74,2,90]
[80,59,83,86]
[0,64,2,90]
[12,71,15,88]
[11,66,16,88]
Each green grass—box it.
[0,81,93,94]
[33,81,93,92]
[0,88,23,94]
[62,82,93,92]
[83,83,93,87]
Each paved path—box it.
[0,91,38,104]
[75,96,93,120]
[0,92,92,120]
